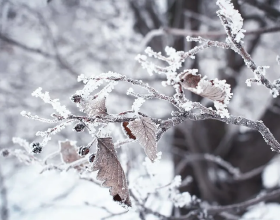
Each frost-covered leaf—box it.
[122,122,136,140]
[80,95,107,117]
[12,137,30,152]
[179,71,232,104]
[93,137,131,207]
[127,117,158,162]
[59,140,80,164]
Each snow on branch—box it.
[216,0,245,43]
[216,0,280,98]
[32,87,71,117]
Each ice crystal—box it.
[32,87,71,117]
[131,97,145,113]
[217,0,245,43]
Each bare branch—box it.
[0,32,78,77]
[217,13,279,94]
[140,25,280,50]
[205,188,280,214]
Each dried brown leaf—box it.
[93,137,131,207]
[179,72,232,104]
[127,117,157,162]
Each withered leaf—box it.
[179,72,231,104]
[127,117,158,162]
[59,140,80,164]
[93,137,131,207]
[179,72,201,88]
[122,122,136,140]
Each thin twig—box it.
[0,32,78,77]
[217,13,278,93]
[84,201,128,220]
[231,165,266,182]
[205,188,280,214]
[140,26,280,50]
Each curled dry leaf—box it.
[122,122,136,140]
[179,71,232,104]
[93,137,131,207]
[127,117,158,162]
[59,140,80,164]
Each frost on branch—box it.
[244,66,279,98]
[169,175,192,208]
[36,120,74,147]
[245,66,270,87]
[131,97,145,113]
[32,87,71,117]
[73,81,118,117]
[12,137,30,152]
[92,137,131,207]
[74,74,118,116]
[216,0,245,43]
[127,117,158,162]
[6,138,40,165]
[136,46,185,76]
[270,88,279,98]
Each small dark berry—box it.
[89,154,95,163]
[31,143,42,154]
[2,149,9,157]
[74,123,85,132]
[71,94,82,103]
[79,146,90,156]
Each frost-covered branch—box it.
[158,105,280,152]
[216,1,280,97]
[140,25,280,50]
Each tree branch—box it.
[140,25,280,50]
